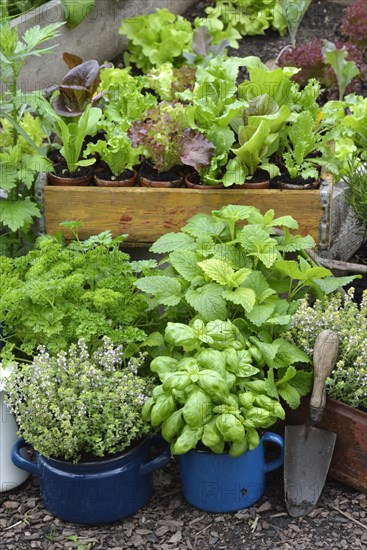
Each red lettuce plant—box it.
[128,102,215,173]
[340,0,367,55]
[50,53,106,117]
[279,39,365,99]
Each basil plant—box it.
[143,318,313,457]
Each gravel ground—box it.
[1,461,366,550]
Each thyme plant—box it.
[286,289,367,409]
[6,337,152,461]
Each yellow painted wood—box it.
[44,187,324,244]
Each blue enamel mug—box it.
[178,432,284,512]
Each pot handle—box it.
[140,437,171,476]
[11,439,40,476]
[263,432,284,473]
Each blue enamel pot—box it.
[178,432,284,512]
[12,437,170,524]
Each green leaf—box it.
[197,369,229,401]
[288,371,313,397]
[182,389,212,428]
[212,204,258,224]
[173,425,203,455]
[312,275,359,294]
[61,0,96,29]
[150,395,176,426]
[183,214,227,239]
[161,410,185,442]
[163,372,191,392]
[216,414,245,442]
[265,314,291,326]
[272,338,311,370]
[135,276,182,306]
[169,251,202,281]
[150,232,196,254]
[278,382,301,409]
[186,283,227,321]
[256,341,281,366]
[271,215,299,229]
[0,199,41,232]
[150,356,178,380]
[276,234,315,253]
[222,288,256,313]
[202,419,222,450]
[274,259,302,280]
[198,258,235,286]
[164,323,198,350]
[229,437,249,457]
[243,271,276,303]
[144,332,165,348]
[247,303,276,327]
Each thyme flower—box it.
[6,337,152,462]
[285,289,367,409]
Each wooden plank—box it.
[44,187,324,244]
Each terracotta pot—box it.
[280,396,367,493]
[242,178,270,189]
[184,173,224,189]
[48,172,93,186]
[94,170,137,187]
[140,176,182,189]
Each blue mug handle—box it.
[12,439,40,476]
[262,432,284,473]
[140,436,171,475]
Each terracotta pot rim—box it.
[140,175,182,188]
[94,170,137,187]
[48,171,93,186]
[184,173,224,189]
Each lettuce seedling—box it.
[322,41,360,101]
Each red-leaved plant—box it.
[49,53,107,117]
[340,0,367,55]
[128,101,215,173]
[279,39,365,100]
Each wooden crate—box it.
[44,185,327,246]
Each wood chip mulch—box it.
[1,462,366,550]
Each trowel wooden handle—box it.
[310,330,339,424]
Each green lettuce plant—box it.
[180,56,247,185]
[6,337,151,462]
[322,41,360,101]
[98,66,157,131]
[119,9,194,73]
[119,8,239,73]
[142,318,312,456]
[206,0,287,37]
[51,105,102,174]
[84,133,141,178]
[279,0,311,47]
[282,110,333,181]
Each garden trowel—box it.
[284,330,339,518]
